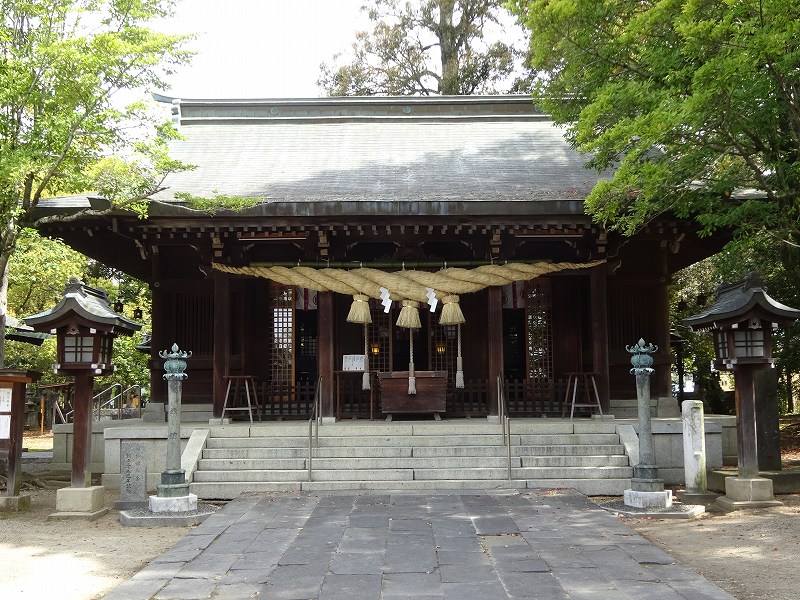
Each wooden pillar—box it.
[487,286,504,416]
[590,264,610,411]
[149,247,165,404]
[755,368,781,471]
[1,382,25,496]
[735,366,760,478]
[212,273,230,418]
[318,291,335,418]
[71,373,94,488]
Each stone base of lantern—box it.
[49,485,108,521]
[0,494,31,512]
[716,476,783,511]
[676,491,720,509]
[624,489,673,509]
[149,492,198,513]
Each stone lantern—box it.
[25,278,140,518]
[684,272,800,510]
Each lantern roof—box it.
[683,272,800,331]
[24,277,141,335]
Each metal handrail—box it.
[308,376,323,482]
[94,383,144,420]
[53,401,67,424]
[498,376,512,481]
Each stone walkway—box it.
[105,489,734,600]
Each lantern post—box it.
[623,339,673,509]
[25,278,140,518]
[685,273,800,510]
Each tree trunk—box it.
[438,1,459,95]
[0,249,11,369]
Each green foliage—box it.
[0,0,191,366]
[319,0,525,96]
[5,229,151,389]
[509,0,800,243]
[173,191,263,214]
[671,235,800,412]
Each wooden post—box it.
[71,373,94,488]
[590,264,610,411]
[735,366,760,479]
[212,272,230,418]
[318,291,335,418]
[1,383,22,496]
[487,286,503,416]
[755,368,781,471]
[150,247,165,404]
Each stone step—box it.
[193,468,414,482]
[190,481,302,499]
[412,466,633,481]
[207,434,512,448]
[189,477,631,500]
[202,443,626,460]
[196,454,628,472]
[211,420,619,438]
[412,444,626,457]
[202,446,415,459]
[517,434,621,446]
[519,455,629,468]
[193,464,632,483]
[205,432,621,449]
[198,457,308,470]
[198,456,521,471]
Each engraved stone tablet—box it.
[115,441,148,509]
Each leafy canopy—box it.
[0,0,192,366]
[319,0,525,96]
[5,229,150,389]
[508,0,800,243]
[0,0,193,226]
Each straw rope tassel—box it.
[455,323,464,389]
[439,295,465,325]
[347,294,372,324]
[408,330,416,395]
[362,323,371,391]
[396,299,421,329]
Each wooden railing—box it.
[258,376,569,420]
[258,379,318,419]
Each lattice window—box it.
[175,293,213,356]
[268,285,294,385]
[430,322,457,379]
[526,280,553,384]
[63,335,95,363]
[367,299,391,373]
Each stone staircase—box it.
[189,419,632,499]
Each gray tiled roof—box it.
[150,96,604,214]
[24,277,141,335]
[684,274,800,330]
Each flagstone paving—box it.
[105,489,734,600]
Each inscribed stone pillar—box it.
[682,400,707,495]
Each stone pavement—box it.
[105,489,735,600]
